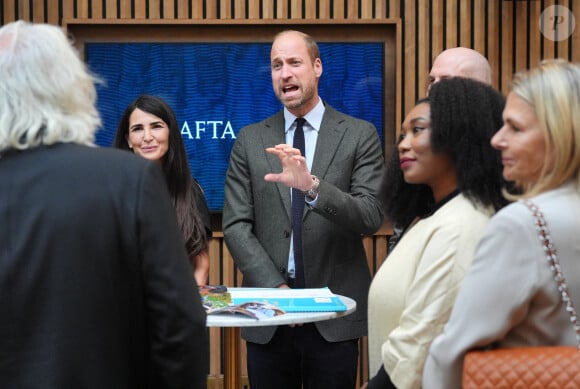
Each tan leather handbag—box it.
[462,200,580,389]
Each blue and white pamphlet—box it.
[230,287,348,313]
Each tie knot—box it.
[293,118,306,153]
[295,117,306,129]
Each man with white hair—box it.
[0,20,208,389]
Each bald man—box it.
[428,47,491,91]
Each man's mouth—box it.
[283,85,299,93]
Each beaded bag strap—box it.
[522,199,580,350]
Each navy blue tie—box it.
[291,118,306,288]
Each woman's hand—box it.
[192,250,210,286]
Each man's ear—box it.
[314,58,323,79]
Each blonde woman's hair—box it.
[0,20,101,152]
[507,59,580,199]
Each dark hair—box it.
[113,94,207,258]
[383,77,508,228]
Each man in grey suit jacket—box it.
[223,30,386,389]
[0,21,208,389]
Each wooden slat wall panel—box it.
[247,0,258,19]
[403,0,417,117]
[271,0,283,19]
[204,0,215,19]
[557,0,571,62]
[528,2,541,68]
[346,0,358,19]
[318,0,331,19]
[3,0,580,387]
[473,0,485,55]
[260,0,273,19]
[361,0,373,19]
[305,0,316,19]
[543,0,556,61]
[234,0,245,19]
[389,0,400,19]
[177,0,190,19]
[60,1,71,20]
[514,1,528,75]
[17,0,30,21]
[290,0,301,19]
[459,0,471,48]
[2,1,11,24]
[120,1,131,19]
[417,0,430,98]
[431,0,445,73]
[32,0,44,22]
[162,0,174,19]
[106,0,116,18]
[220,0,232,19]
[91,0,101,18]
[445,0,459,48]
[574,3,580,62]
[47,2,58,24]
[134,1,147,18]
[500,1,514,93]
[374,0,386,19]
[149,0,161,19]
[334,0,345,20]
[487,0,500,88]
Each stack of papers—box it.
[231,287,347,312]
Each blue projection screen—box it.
[86,42,384,211]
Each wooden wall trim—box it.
[63,17,401,26]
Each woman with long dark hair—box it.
[114,95,210,286]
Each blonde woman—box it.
[423,60,580,389]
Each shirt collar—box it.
[284,98,325,133]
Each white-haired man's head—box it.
[0,21,101,152]
[428,47,492,92]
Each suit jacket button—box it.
[284,230,290,238]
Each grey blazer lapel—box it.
[311,106,347,179]
[261,111,292,218]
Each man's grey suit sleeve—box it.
[222,125,289,287]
